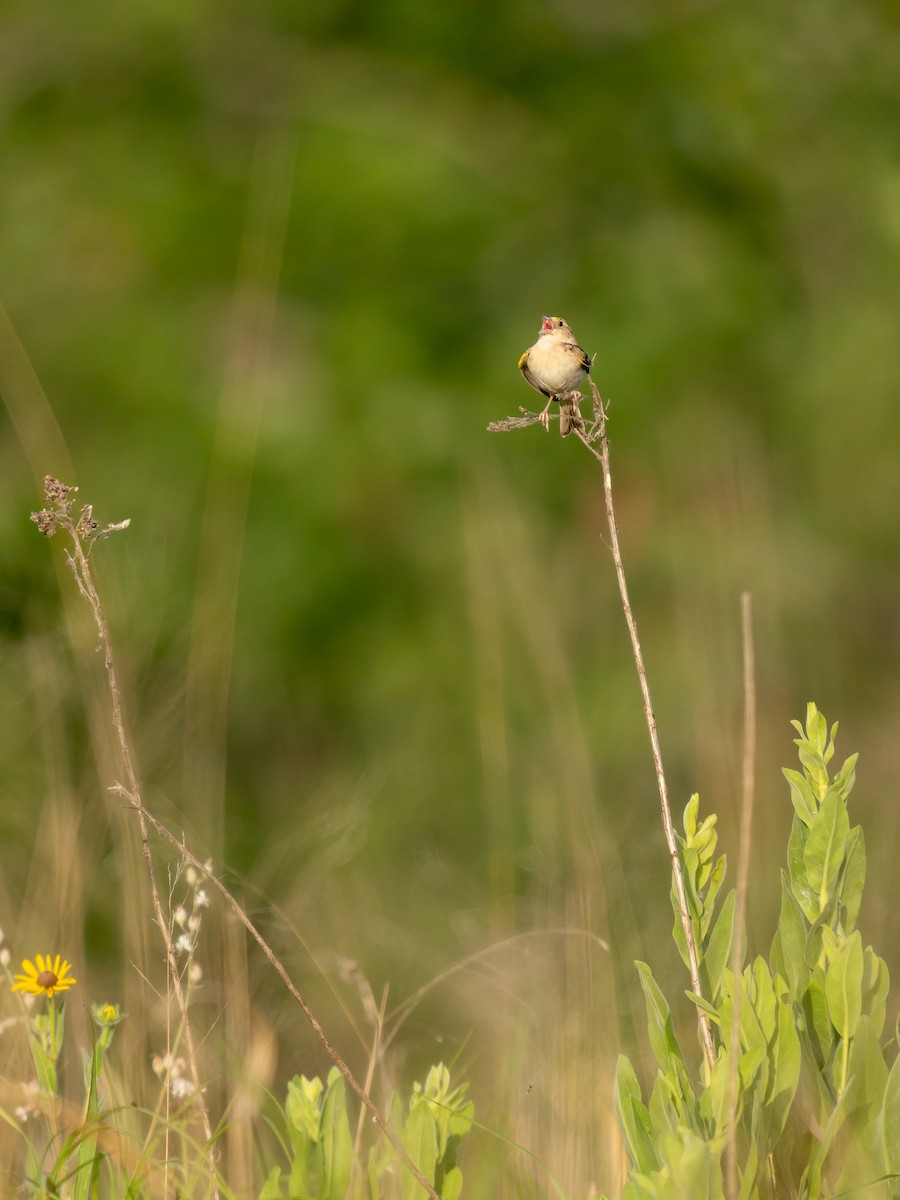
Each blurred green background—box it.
[2,0,900,1193]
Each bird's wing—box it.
[575,344,592,373]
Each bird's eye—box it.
[556,319,564,327]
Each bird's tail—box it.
[559,397,585,438]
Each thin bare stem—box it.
[31,479,220,1199]
[726,592,757,1198]
[488,389,717,1072]
[34,478,441,1200]
[122,799,443,1200]
[573,384,716,1074]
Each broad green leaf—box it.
[783,767,817,827]
[401,1098,438,1200]
[258,1167,283,1200]
[442,1165,464,1200]
[700,856,727,939]
[770,872,807,996]
[861,948,890,1037]
[764,989,801,1141]
[804,788,849,903]
[840,827,866,933]
[787,817,819,922]
[686,991,721,1022]
[737,1137,759,1200]
[883,1055,900,1179]
[806,1085,851,1200]
[748,958,777,1043]
[615,1055,659,1174]
[320,1068,353,1200]
[649,1072,681,1139]
[842,1014,888,1122]
[825,930,863,1041]
[705,889,736,1001]
[636,961,685,1072]
[832,752,859,802]
[657,1128,726,1200]
[717,974,767,1094]
[803,972,834,1068]
[668,1053,701,1130]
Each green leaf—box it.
[737,1137,760,1200]
[402,1097,438,1200]
[286,1074,324,1141]
[615,1055,659,1174]
[635,962,684,1073]
[770,872,808,996]
[258,1167,283,1200]
[704,890,735,1001]
[860,948,890,1037]
[656,1128,726,1200]
[285,1075,325,1198]
[700,856,727,940]
[840,827,866,933]
[803,971,834,1068]
[804,788,849,904]
[442,1165,464,1200]
[683,794,700,840]
[787,817,819,922]
[883,1054,900,1180]
[783,767,817,827]
[320,1068,353,1200]
[825,930,864,1041]
[832,752,859,802]
[843,1013,888,1121]
[764,985,801,1142]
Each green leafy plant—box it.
[609,704,899,1200]
[260,1063,474,1200]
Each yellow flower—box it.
[12,954,77,999]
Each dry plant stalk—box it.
[489,383,717,1074]
[726,592,757,1199]
[31,475,442,1200]
[31,477,220,1198]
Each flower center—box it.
[37,971,58,989]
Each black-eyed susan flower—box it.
[12,954,77,999]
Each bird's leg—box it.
[538,395,553,432]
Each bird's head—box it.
[540,315,572,336]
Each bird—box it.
[518,316,592,436]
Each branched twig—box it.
[488,384,717,1074]
[31,477,221,1198]
[486,407,549,433]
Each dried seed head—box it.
[43,476,76,505]
[30,509,58,536]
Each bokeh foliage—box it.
[2,1,900,1194]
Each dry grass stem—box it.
[489,384,717,1074]
[726,592,757,1198]
[31,476,220,1197]
[32,475,443,1200]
